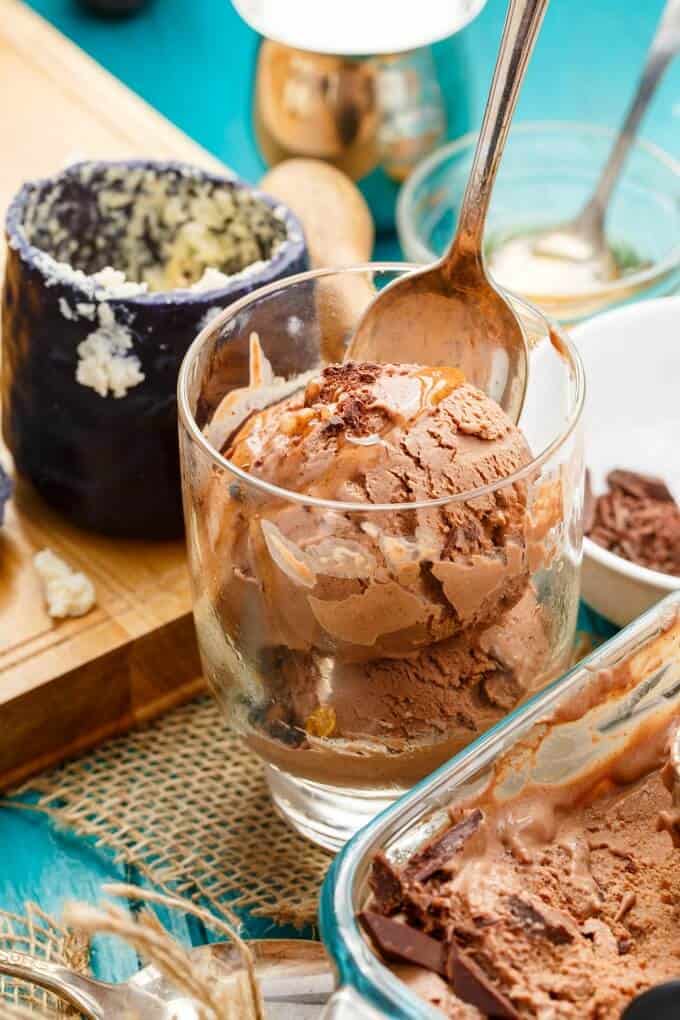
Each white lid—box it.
[233,0,488,55]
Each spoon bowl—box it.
[347,254,528,416]
[347,0,550,423]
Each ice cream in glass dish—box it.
[178,265,585,849]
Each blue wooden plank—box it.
[0,802,139,982]
[0,799,312,969]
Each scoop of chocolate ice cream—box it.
[267,590,549,748]
[213,360,533,660]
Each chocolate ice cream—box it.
[259,589,548,757]
[201,337,562,787]
[216,356,533,653]
[361,716,680,1019]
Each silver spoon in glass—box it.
[527,0,680,276]
[346,0,551,423]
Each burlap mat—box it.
[16,698,329,930]
[0,904,88,1016]
[11,632,599,937]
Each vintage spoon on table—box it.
[0,938,332,1019]
[525,0,680,277]
[346,0,551,423]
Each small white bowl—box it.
[570,297,680,627]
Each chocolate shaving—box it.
[359,910,447,977]
[447,943,519,1019]
[585,468,680,577]
[406,809,484,883]
[369,853,405,915]
[607,469,674,504]
[507,895,574,945]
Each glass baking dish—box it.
[319,590,680,1018]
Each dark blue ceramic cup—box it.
[2,159,306,537]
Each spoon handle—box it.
[0,948,109,1018]
[578,0,680,236]
[444,0,550,270]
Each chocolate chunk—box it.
[607,469,675,505]
[359,911,447,977]
[507,895,574,945]
[447,943,519,1019]
[407,809,484,883]
[249,698,308,747]
[370,853,405,915]
[322,415,345,435]
[267,719,307,747]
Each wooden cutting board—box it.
[0,1,375,791]
[0,0,224,791]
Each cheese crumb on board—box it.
[34,549,96,618]
[76,303,144,398]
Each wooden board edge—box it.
[0,612,208,792]
[0,676,208,793]
[3,0,225,170]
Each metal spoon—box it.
[529,0,680,275]
[0,939,332,1019]
[346,0,551,422]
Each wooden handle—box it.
[260,159,376,362]
[260,158,374,268]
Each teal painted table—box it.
[2,0,677,986]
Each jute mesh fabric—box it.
[0,904,88,1016]
[11,634,597,939]
[18,698,330,929]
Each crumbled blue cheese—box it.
[76,303,144,399]
[59,297,76,320]
[34,548,96,618]
[76,302,96,320]
[33,252,149,299]
[89,266,149,298]
[189,267,233,293]
[23,164,288,294]
[198,305,224,331]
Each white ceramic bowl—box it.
[570,297,680,627]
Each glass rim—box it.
[397,121,680,297]
[177,261,586,513]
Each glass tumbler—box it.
[178,264,585,850]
